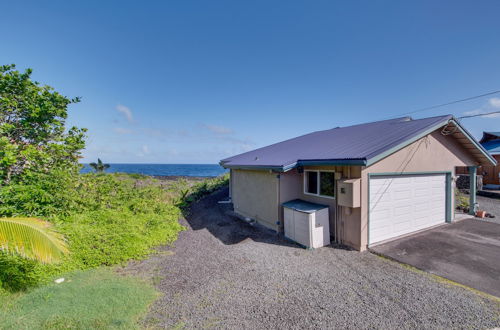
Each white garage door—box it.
[369,174,446,245]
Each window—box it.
[306,171,318,194]
[304,170,335,198]
[320,172,335,197]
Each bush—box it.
[60,207,182,269]
[0,173,184,291]
[0,253,44,292]
[0,169,75,218]
[175,173,229,209]
[455,188,469,210]
[0,170,229,292]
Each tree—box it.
[0,64,86,186]
[0,217,68,263]
[89,158,110,173]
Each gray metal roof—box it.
[221,114,496,171]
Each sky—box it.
[1,0,500,164]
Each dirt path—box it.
[123,187,500,329]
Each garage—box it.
[368,173,449,245]
[223,114,497,251]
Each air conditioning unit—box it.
[337,178,361,208]
[282,199,330,249]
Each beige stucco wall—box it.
[232,166,362,235]
[231,169,279,231]
[354,130,478,251]
[279,166,362,240]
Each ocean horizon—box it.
[80,163,227,177]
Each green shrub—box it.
[59,207,182,269]
[0,173,184,291]
[0,171,229,292]
[455,188,469,209]
[176,173,229,208]
[0,169,75,218]
[0,253,44,292]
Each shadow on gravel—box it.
[184,186,300,248]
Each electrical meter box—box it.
[337,178,361,208]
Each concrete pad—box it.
[371,219,500,297]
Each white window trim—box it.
[303,170,336,199]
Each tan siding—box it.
[279,166,362,243]
[354,131,478,251]
[232,169,279,230]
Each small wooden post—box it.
[468,166,477,215]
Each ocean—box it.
[80,163,227,177]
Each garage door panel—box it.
[369,174,446,245]
[393,205,412,216]
[414,188,429,197]
[394,190,412,200]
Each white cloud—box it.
[462,109,482,116]
[113,127,134,134]
[489,97,500,108]
[141,145,150,154]
[484,112,500,118]
[462,108,500,118]
[116,104,134,123]
[203,124,234,135]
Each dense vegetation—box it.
[0,64,228,326]
[0,173,184,291]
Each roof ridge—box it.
[220,114,461,169]
[327,116,411,131]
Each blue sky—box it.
[2,1,500,164]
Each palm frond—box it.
[0,217,69,264]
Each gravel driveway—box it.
[477,195,500,224]
[124,188,500,329]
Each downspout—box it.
[229,169,232,200]
[277,173,281,232]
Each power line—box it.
[382,89,500,120]
[403,89,500,116]
[458,110,500,119]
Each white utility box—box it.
[282,199,330,249]
[337,178,361,208]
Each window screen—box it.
[319,172,335,197]
[306,171,318,194]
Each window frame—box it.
[303,170,336,199]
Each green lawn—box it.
[0,268,157,330]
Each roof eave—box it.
[297,159,367,167]
[364,117,497,167]
[220,159,367,172]
[219,162,288,172]
[451,119,497,166]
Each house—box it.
[456,132,500,185]
[220,115,496,251]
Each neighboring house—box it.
[457,132,500,185]
[220,115,496,251]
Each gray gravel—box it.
[476,195,500,224]
[124,188,500,329]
